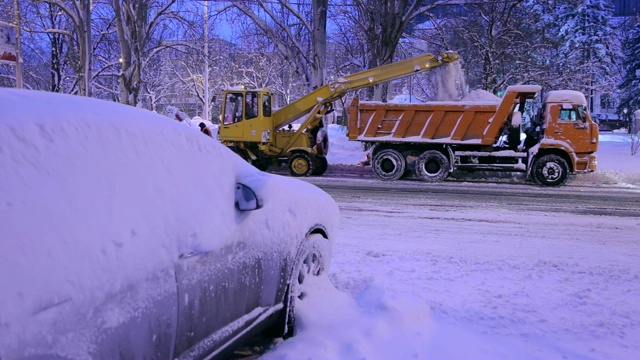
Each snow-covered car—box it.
[0,89,340,359]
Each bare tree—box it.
[332,0,447,101]
[38,0,93,96]
[112,0,180,106]
[228,0,328,92]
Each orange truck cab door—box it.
[545,103,595,154]
[542,88,599,156]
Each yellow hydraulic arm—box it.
[272,51,460,130]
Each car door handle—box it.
[554,130,563,134]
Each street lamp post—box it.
[203,1,210,122]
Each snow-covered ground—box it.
[261,125,640,360]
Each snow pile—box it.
[389,94,424,103]
[462,89,501,102]
[326,124,367,165]
[262,275,432,360]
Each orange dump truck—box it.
[347,84,598,186]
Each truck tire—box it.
[312,156,328,176]
[372,149,406,181]
[289,152,314,177]
[415,150,450,182]
[315,129,330,157]
[532,154,568,186]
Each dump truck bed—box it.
[347,85,540,146]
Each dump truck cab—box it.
[528,90,599,183]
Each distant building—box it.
[612,0,640,16]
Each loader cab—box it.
[219,89,273,143]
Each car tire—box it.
[415,150,450,182]
[289,152,314,177]
[532,154,569,186]
[371,149,406,181]
[269,234,329,339]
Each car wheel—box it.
[289,152,314,177]
[372,149,406,181]
[268,234,329,339]
[312,156,328,176]
[532,154,569,186]
[415,150,450,182]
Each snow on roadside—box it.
[262,275,433,360]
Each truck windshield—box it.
[245,92,258,120]
[223,93,244,124]
[559,108,579,122]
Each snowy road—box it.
[308,177,640,218]
[260,177,640,360]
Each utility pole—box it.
[203,1,210,122]
[14,0,22,89]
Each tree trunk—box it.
[310,0,327,89]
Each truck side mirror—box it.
[577,106,587,122]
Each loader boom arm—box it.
[271,51,459,130]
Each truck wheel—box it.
[415,150,450,182]
[532,154,568,186]
[289,152,314,177]
[312,156,328,176]
[372,149,406,181]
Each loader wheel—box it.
[229,146,249,161]
[415,150,450,182]
[312,156,328,176]
[289,152,314,177]
[532,154,568,186]
[252,158,272,171]
[372,149,406,181]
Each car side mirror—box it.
[235,183,262,211]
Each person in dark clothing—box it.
[199,122,212,137]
